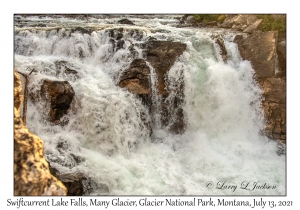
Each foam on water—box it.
[14,15,285,195]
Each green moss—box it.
[193,14,226,23]
[256,14,286,35]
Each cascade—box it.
[14,15,285,195]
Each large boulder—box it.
[14,70,67,196]
[55,173,87,196]
[40,79,75,124]
[145,40,186,134]
[221,15,262,33]
[145,40,186,96]
[119,59,151,96]
[234,31,278,80]
[118,41,187,134]
[234,31,286,143]
[117,19,135,25]
[118,59,152,135]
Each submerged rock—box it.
[14,70,67,196]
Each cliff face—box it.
[234,31,286,143]
[14,70,67,195]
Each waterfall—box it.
[14,15,285,195]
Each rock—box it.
[277,37,286,78]
[14,70,67,196]
[56,173,87,196]
[107,28,125,52]
[221,15,259,32]
[54,60,80,81]
[145,40,187,134]
[145,40,186,96]
[234,31,278,79]
[41,79,75,124]
[186,15,196,24]
[234,31,286,143]
[206,21,218,26]
[14,70,23,111]
[70,27,92,34]
[119,59,151,96]
[117,39,188,134]
[119,59,152,135]
[118,40,187,134]
[243,19,263,34]
[212,35,228,62]
[117,19,135,25]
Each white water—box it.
[14,15,285,195]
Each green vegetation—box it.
[190,14,286,37]
[193,14,226,23]
[256,14,286,36]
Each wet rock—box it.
[119,59,152,135]
[117,18,135,25]
[70,27,92,34]
[54,60,80,80]
[119,59,151,95]
[41,79,75,124]
[56,173,87,196]
[212,35,228,62]
[107,28,125,52]
[145,40,186,96]
[14,70,67,196]
[261,78,286,143]
[119,41,187,134]
[234,31,286,143]
[234,31,278,79]
[145,40,187,134]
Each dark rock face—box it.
[119,59,152,135]
[41,79,75,124]
[212,35,228,62]
[119,59,151,95]
[54,60,80,81]
[70,27,92,34]
[145,40,187,134]
[277,37,286,78]
[117,19,135,25]
[145,40,186,96]
[119,40,187,134]
[234,31,286,143]
[56,173,87,196]
[14,70,67,196]
[107,28,125,52]
[235,31,277,79]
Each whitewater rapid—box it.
[14,15,285,195]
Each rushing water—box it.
[14,15,285,195]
